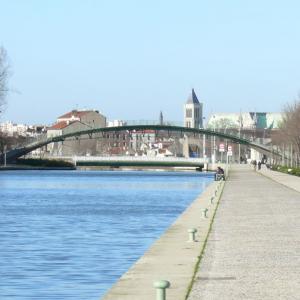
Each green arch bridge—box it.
[1,124,276,163]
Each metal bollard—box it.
[202,208,208,218]
[188,228,197,242]
[153,280,170,300]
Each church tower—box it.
[184,89,203,128]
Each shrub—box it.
[16,158,74,168]
[272,165,300,177]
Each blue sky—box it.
[1,0,300,124]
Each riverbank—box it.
[0,164,214,173]
[0,165,75,171]
[0,158,76,171]
[102,178,225,299]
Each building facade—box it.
[47,109,106,156]
[206,112,282,130]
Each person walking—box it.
[252,160,257,170]
[258,160,262,170]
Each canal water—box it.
[0,170,213,300]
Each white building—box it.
[184,89,203,128]
[0,121,28,136]
[206,112,282,130]
[107,120,126,127]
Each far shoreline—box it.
[0,164,217,173]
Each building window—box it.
[186,109,192,118]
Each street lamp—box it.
[238,113,243,164]
[213,115,216,164]
[220,125,228,163]
[202,117,206,159]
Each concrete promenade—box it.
[188,165,300,300]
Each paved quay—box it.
[188,165,300,300]
[102,180,225,300]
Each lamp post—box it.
[212,115,216,164]
[238,112,243,164]
[202,117,206,159]
[220,126,229,164]
[238,128,241,164]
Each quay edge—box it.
[101,177,226,300]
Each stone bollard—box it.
[188,228,197,242]
[210,197,214,204]
[153,280,170,300]
[202,208,208,218]
[215,190,218,196]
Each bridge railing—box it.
[25,133,49,147]
[123,120,182,126]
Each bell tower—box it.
[184,89,203,128]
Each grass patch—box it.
[272,165,300,177]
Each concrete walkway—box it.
[188,165,300,300]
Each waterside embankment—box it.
[0,165,75,171]
[102,179,225,300]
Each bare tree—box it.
[275,99,300,166]
[0,46,10,114]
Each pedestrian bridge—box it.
[1,124,278,163]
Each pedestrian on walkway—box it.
[258,161,261,170]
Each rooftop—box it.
[186,89,200,104]
[57,109,97,120]
[49,121,76,130]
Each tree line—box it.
[0,46,9,115]
[272,99,300,167]
[0,46,10,157]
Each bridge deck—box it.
[188,165,300,300]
